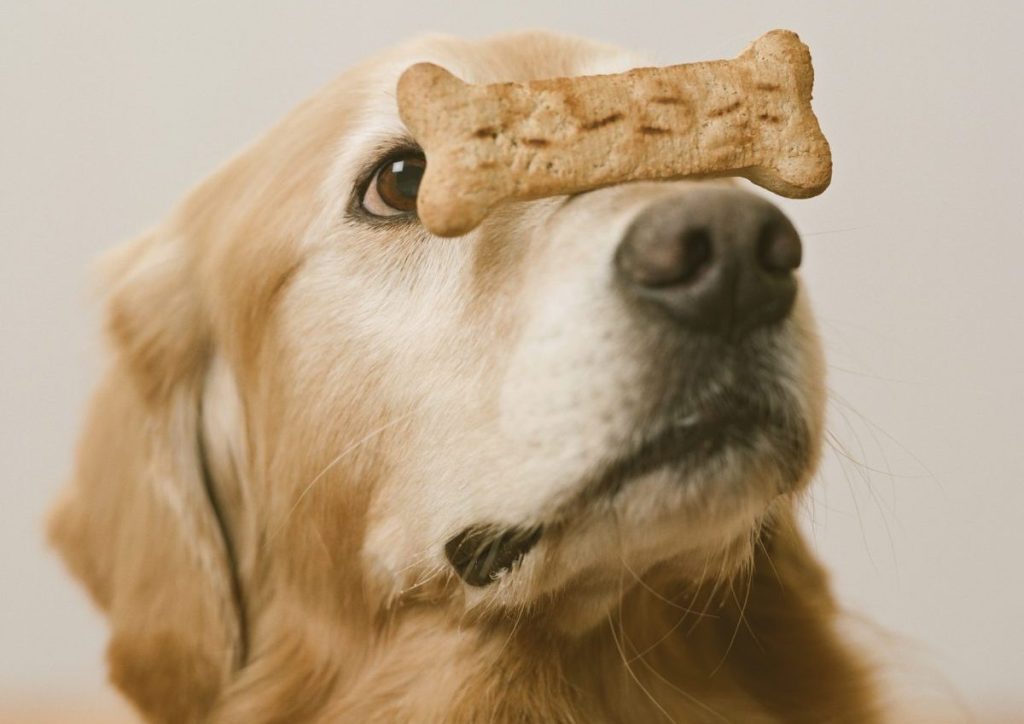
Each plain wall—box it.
[2,0,1021,718]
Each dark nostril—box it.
[617,226,713,288]
[756,222,802,274]
[674,228,713,285]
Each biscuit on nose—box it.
[397,29,831,237]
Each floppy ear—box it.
[48,230,243,722]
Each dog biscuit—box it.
[397,30,831,237]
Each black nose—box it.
[614,188,802,336]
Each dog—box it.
[49,30,890,722]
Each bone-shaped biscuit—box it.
[397,30,831,237]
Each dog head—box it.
[49,30,826,720]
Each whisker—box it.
[607,614,676,723]
[614,550,728,723]
[308,518,338,567]
[618,552,717,665]
[828,364,914,384]
[394,548,442,576]
[827,405,901,568]
[826,429,926,479]
[733,577,764,655]
[830,432,878,572]
[398,564,446,597]
[494,598,529,661]
[607,514,675,722]
[270,409,418,542]
[829,389,939,488]
[754,535,782,585]
[631,642,732,723]
[619,553,716,618]
[709,568,754,677]
[686,564,728,637]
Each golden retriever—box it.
[49,30,890,723]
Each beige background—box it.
[2,1,1021,720]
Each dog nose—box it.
[614,188,802,335]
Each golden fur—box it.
[50,31,883,722]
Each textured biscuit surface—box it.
[397,30,831,237]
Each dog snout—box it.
[614,188,802,336]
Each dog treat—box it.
[397,30,831,237]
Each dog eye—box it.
[362,152,426,217]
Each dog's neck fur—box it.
[210,519,879,723]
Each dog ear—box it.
[48,230,243,722]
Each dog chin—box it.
[460,445,802,633]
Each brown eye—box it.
[362,153,426,217]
